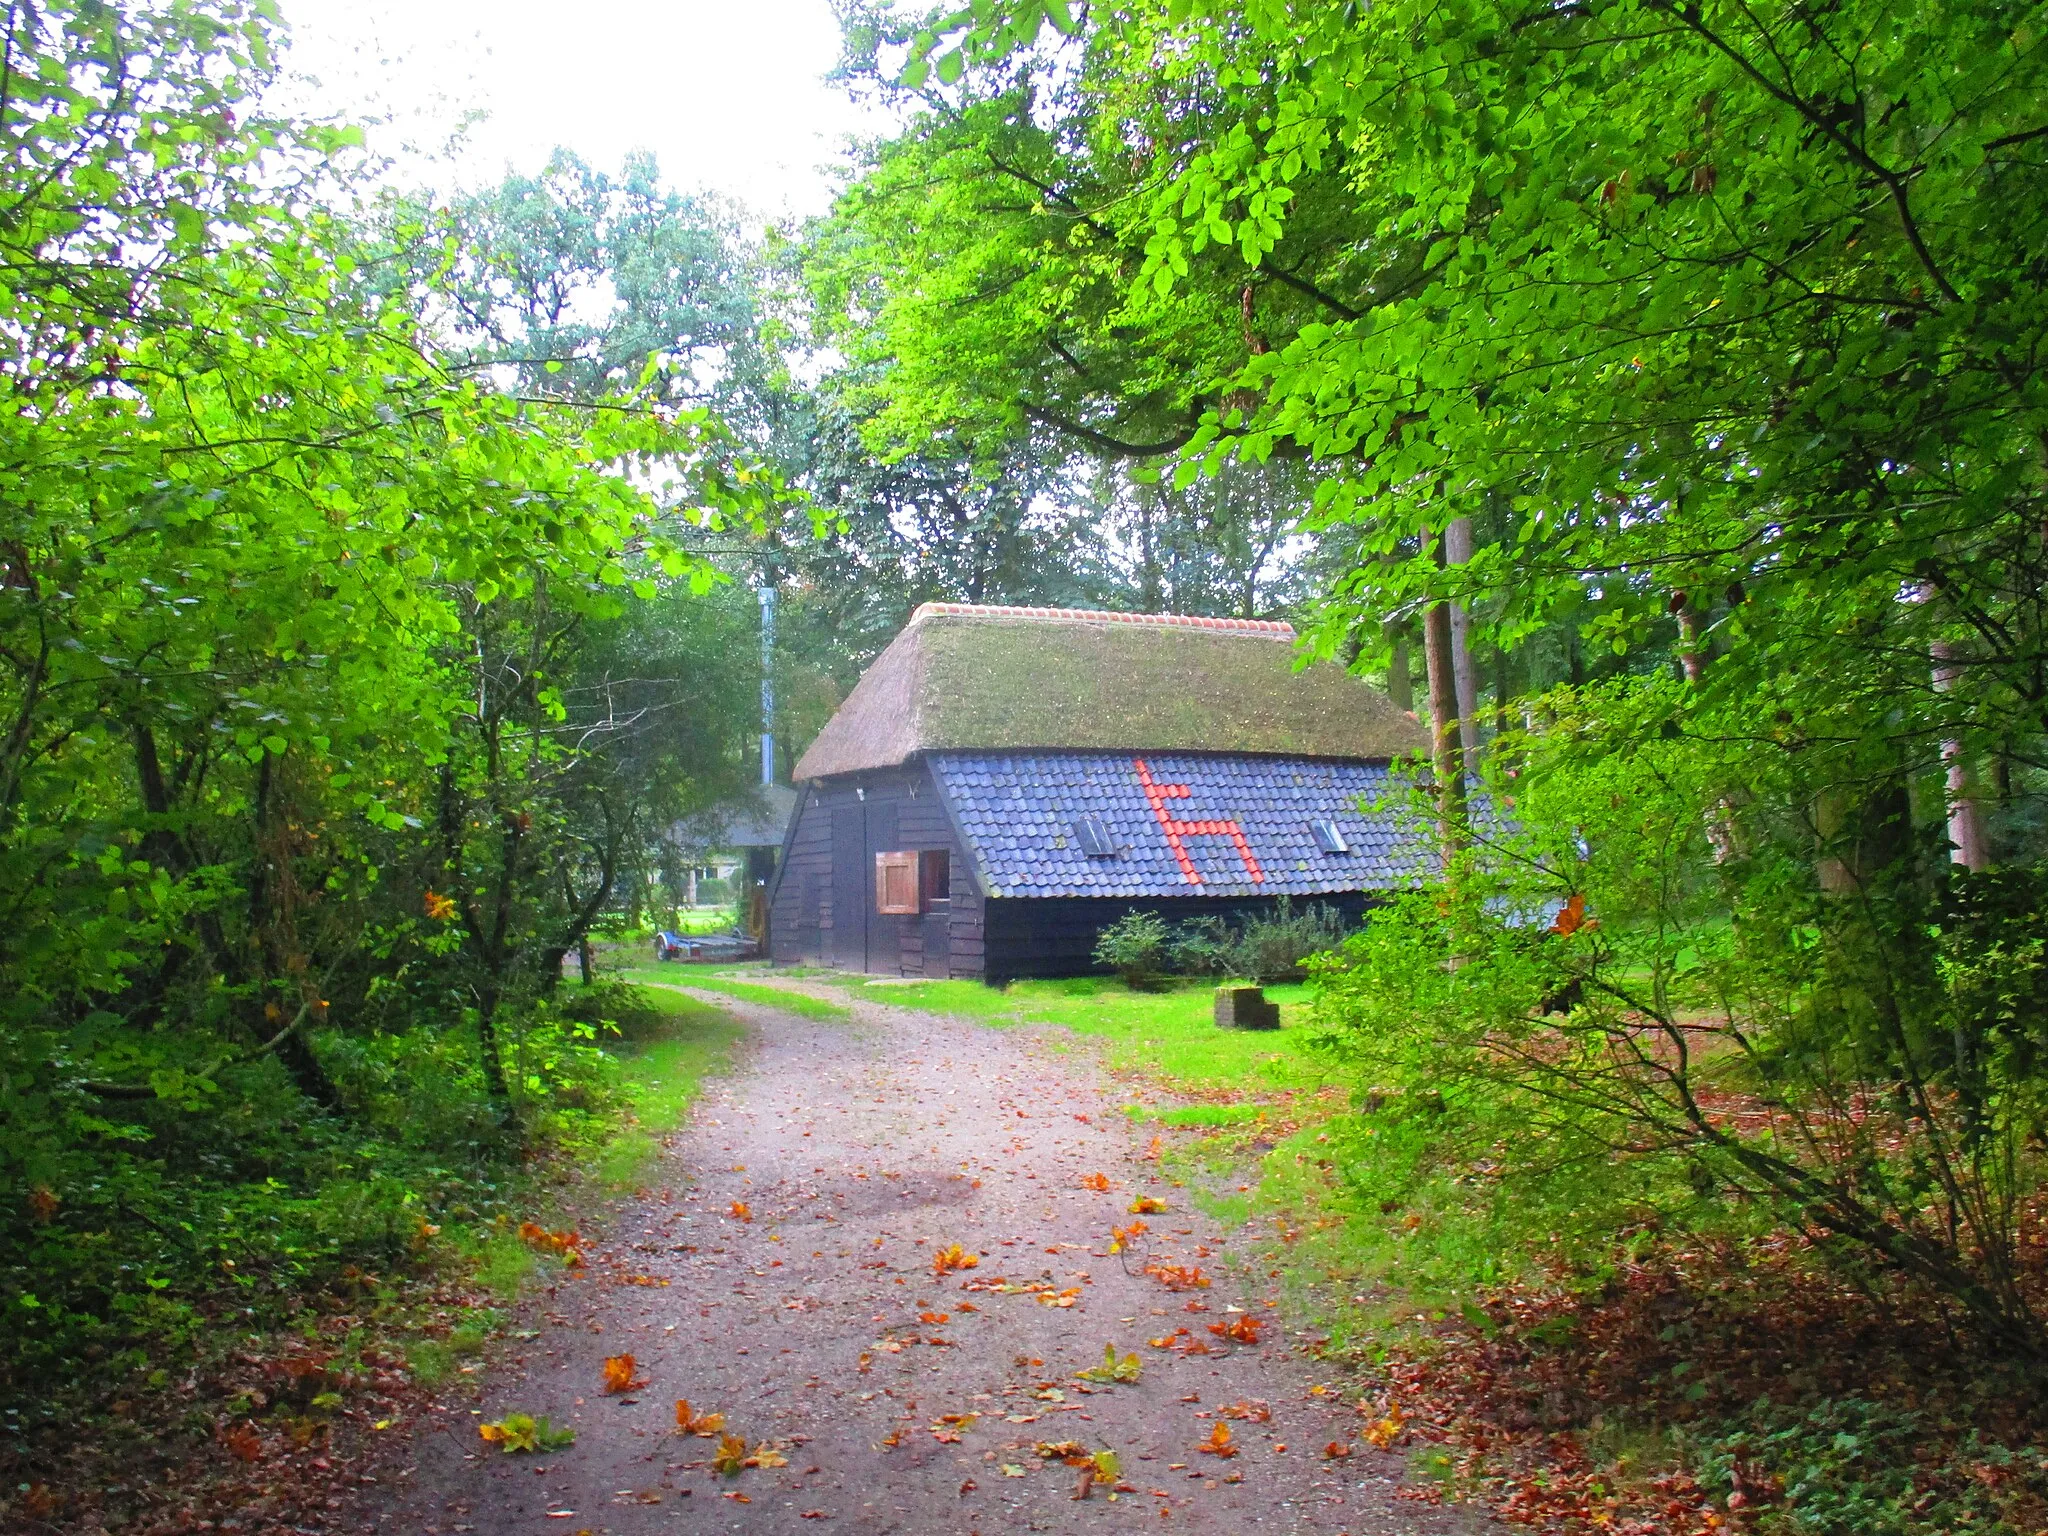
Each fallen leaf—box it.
[932,1243,979,1275]
[713,1432,749,1477]
[1038,1286,1083,1308]
[1363,1404,1406,1450]
[602,1354,647,1394]
[919,1311,949,1324]
[1196,1422,1237,1459]
[929,1412,979,1443]
[518,1222,584,1265]
[728,1201,753,1223]
[675,1399,725,1437]
[1324,1440,1354,1459]
[1144,1262,1211,1291]
[1219,1400,1272,1422]
[1035,1439,1090,1461]
[744,1443,789,1469]
[1000,1463,1027,1478]
[1208,1314,1264,1345]
[1093,1449,1122,1480]
[1129,1196,1168,1214]
[220,1422,263,1463]
[479,1413,574,1454]
[1079,1172,1111,1192]
[1108,1220,1148,1254]
[1076,1342,1142,1384]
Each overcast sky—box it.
[277,0,892,221]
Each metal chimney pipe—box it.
[758,585,776,786]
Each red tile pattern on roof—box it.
[1135,757,1264,886]
[908,601,1294,636]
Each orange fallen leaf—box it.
[1148,1329,1188,1348]
[220,1422,263,1463]
[1079,1172,1111,1192]
[1219,1400,1272,1422]
[1207,1314,1264,1345]
[1363,1405,1406,1449]
[1128,1195,1167,1214]
[675,1399,725,1436]
[1324,1440,1353,1459]
[602,1354,647,1394]
[729,1200,753,1223]
[919,1311,949,1325]
[518,1222,584,1265]
[1196,1421,1237,1458]
[932,1243,979,1276]
[713,1432,749,1476]
[1143,1261,1210,1291]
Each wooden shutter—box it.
[874,851,920,914]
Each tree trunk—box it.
[1931,640,1988,870]
[1443,517,1481,764]
[1385,624,1413,712]
[1424,597,1467,868]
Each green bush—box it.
[1093,910,1173,989]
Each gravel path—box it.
[388,989,1473,1536]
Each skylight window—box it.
[1072,816,1119,857]
[1309,819,1351,855]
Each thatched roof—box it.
[791,603,1427,782]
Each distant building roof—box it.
[791,603,1427,782]
[931,751,1427,899]
[674,783,799,851]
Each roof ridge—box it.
[909,601,1294,637]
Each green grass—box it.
[621,969,852,1022]
[595,986,746,1191]
[827,975,1326,1097]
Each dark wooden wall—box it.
[767,762,985,979]
[770,760,1379,982]
[981,892,1378,983]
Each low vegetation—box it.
[2,983,739,1525]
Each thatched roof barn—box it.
[767,603,1429,980]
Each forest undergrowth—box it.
[0,985,739,1535]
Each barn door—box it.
[829,807,865,968]
[863,799,899,973]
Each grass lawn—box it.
[617,966,852,1021]
[596,985,748,1190]
[822,974,1329,1099]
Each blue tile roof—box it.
[929,751,1429,899]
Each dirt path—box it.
[384,991,1473,1535]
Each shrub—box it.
[1093,910,1172,989]
[1230,898,1350,983]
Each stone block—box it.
[1214,985,1280,1030]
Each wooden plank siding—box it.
[981,891,1378,983]
[767,761,984,979]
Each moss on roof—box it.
[791,606,1426,781]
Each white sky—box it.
[276,0,893,223]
